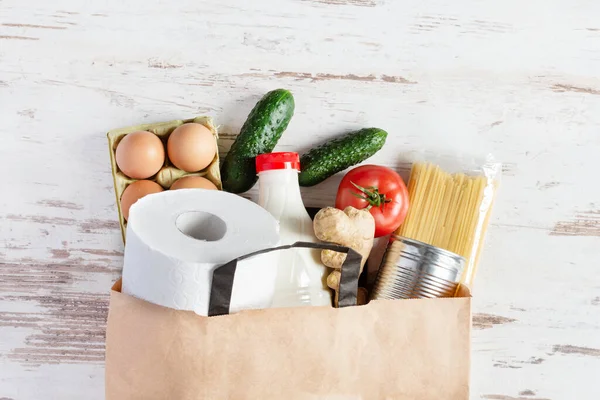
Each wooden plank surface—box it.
[1,0,599,398]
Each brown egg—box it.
[167,123,216,172]
[121,180,164,220]
[116,131,165,179]
[170,176,218,190]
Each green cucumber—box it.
[299,128,388,187]
[221,89,295,193]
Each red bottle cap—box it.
[256,152,300,173]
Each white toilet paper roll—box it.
[121,189,280,316]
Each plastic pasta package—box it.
[395,154,501,287]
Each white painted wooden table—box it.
[1,0,599,399]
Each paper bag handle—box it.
[208,241,362,316]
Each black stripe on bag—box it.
[208,241,362,317]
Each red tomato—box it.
[335,165,409,237]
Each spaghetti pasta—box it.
[396,162,497,286]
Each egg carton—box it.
[107,116,222,242]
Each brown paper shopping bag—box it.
[106,242,471,400]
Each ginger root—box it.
[313,207,375,304]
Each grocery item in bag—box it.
[167,123,216,172]
[334,164,409,237]
[122,189,280,316]
[221,89,295,193]
[371,236,464,300]
[396,158,500,286]
[107,116,222,242]
[256,152,331,307]
[312,206,375,305]
[299,128,388,187]
[115,130,165,179]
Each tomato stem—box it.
[350,181,392,209]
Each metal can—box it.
[370,236,465,300]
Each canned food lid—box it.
[389,235,465,277]
[391,235,463,259]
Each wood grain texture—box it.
[1,0,600,399]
